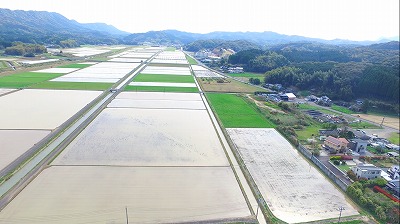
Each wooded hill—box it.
[0,8,124,49]
[227,42,400,103]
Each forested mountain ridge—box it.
[0,8,124,48]
[227,42,400,103]
[80,23,129,36]
[184,39,261,52]
[125,29,396,47]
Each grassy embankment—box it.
[185,55,198,65]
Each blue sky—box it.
[1,0,399,41]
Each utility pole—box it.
[256,203,259,217]
[338,206,345,223]
[380,117,385,127]
[125,206,129,224]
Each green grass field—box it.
[164,47,176,51]
[388,132,399,145]
[336,164,351,172]
[206,93,275,128]
[296,125,322,141]
[185,55,198,65]
[265,101,280,109]
[0,72,64,88]
[331,104,353,114]
[297,103,339,115]
[58,63,93,69]
[227,72,264,78]
[349,121,380,129]
[125,85,199,93]
[30,81,113,90]
[0,61,7,68]
[132,74,195,83]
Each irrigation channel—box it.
[0,52,159,210]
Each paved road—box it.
[318,155,353,186]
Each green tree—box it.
[361,100,370,113]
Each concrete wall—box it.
[298,144,349,191]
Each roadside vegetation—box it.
[347,179,399,223]
[185,54,198,65]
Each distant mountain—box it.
[366,41,400,50]
[184,39,261,52]
[80,23,129,36]
[0,8,126,47]
[0,8,396,49]
[123,30,198,45]
[124,29,390,47]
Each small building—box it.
[305,95,318,102]
[387,165,400,180]
[387,179,400,196]
[280,93,296,101]
[385,144,400,151]
[324,136,349,153]
[228,67,244,73]
[387,151,399,157]
[316,96,332,107]
[380,170,392,181]
[351,164,382,180]
[348,139,368,154]
[319,129,339,138]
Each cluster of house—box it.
[219,65,244,73]
[351,164,399,196]
[227,67,244,73]
[263,83,283,91]
[306,110,347,124]
[305,95,332,106]
[321,130,399,155]
[386,166,400,196]
[306,95,367,112]
[258,92,297,102]
[321,130,400,196]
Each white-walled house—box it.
[351,163,382,180]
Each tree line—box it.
[227,43,400,104]
[4,42,47,57]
